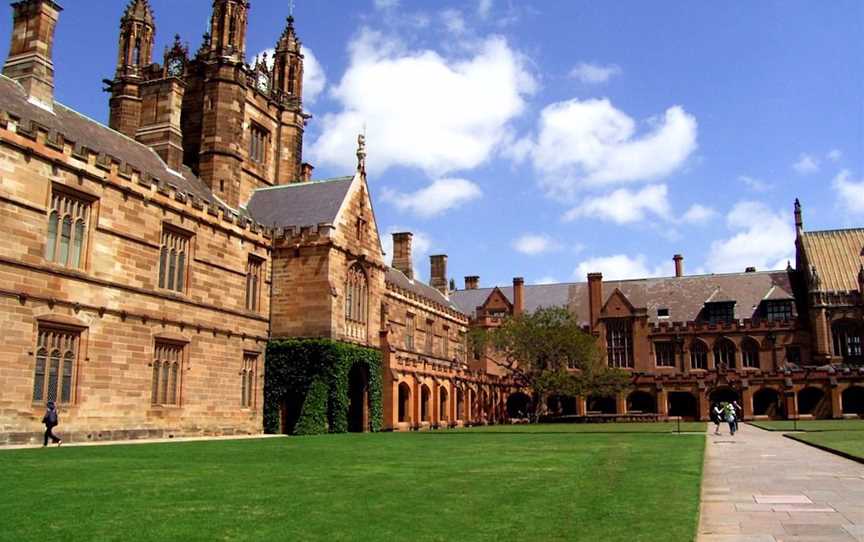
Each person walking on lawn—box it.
[42,401,62,447]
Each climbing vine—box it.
[263,339,383,435]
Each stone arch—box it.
[347,363,370,433]
[397,381,412,424]
[627,390,656,413]
[588,395,617,414]
[798,386,829,418]
[506,392,532,419]
[667,391,698,419]
[439,386,449,424]
[753,387,784,418]
[420,384,432,422]
[709,386,739,406]
[841,386,864,416]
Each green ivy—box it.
[263,339,383,436]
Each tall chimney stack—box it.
[513,277,525,315]
[464,276,479,290]
[673,254,684,278]
[430,255,448,296]
[392,232,414,280]
[587,272,603,334]
[301,163,314,183]
[3,0,62,109]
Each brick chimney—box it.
[392,232,413,280]
[588,272,603,334]
[430,255,448,296]
[673,254,684,278]
[513,277,525,315]
[464,276,479,290]
[3,0,62,109]
[301,163,314,183]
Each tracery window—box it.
[606,318,634,368]
[713,338,737,369]
[249,124,268,164]
[33,326,79,404]
[655,342,675,368]
[425,319,434,355]
[158,227,190,293]
[246,256,264,312]
[45,189,91,269]
[405,314,415,351]
[241,353,258,408]
[832,321,863,362]
[345,264,368,340]
[742,339,760,368]
[690,340,708,370]
[152,341,183,406]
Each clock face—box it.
[167,57,184,77]
[257,72,270,92]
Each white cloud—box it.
[574,254,666,281]
[569,62,621,84]
[308,30,536,176]
[382,178,482,218]
[705,201,794,273]
[255,46,326,104]
[827,149,843,162]
[374,0,399,9]
[380,226,433,279]
[477,0,493,18]
[512,234,562,255]
[441,9,466,34]
[518,98,697,198]
[833,170,864,215]
[535,276,559,285]
[793,153,820,174]
[563,184,671,224]
[681,203,717,224]
[738,175,772,192]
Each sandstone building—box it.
[0,1,861,445]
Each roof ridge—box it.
[253,176,353,192]
[804,227,864,235]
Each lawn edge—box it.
[783,434,864,465]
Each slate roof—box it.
[0,75,217,205]
[245,177,353,228]
[385,267,462,313]
[800,228,864,292]
[450,270,795,325]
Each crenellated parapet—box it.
[270,222,335,247]
[648,317,797,335]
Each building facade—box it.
[0,0,510,445]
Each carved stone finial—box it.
[356,133,367,174]
[809,265,821,290]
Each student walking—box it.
[711,403,723,435]
[731,401,743,433]
[42,401,62,447]
[723,402,737,436]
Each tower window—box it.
[158,226,191,294]
[249,124,268,164]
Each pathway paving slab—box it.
[697,424,864,542]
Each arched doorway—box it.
[798,387,827,418]
[668,392,698,419]
[588,395,617,414]
[420,385,431,422]
[627,391,656,413]
[546,395,577,416]
[439,387,449,425]
[347,364,369,432]
[753,388,784,418]
[507,392,531,418]
[398,382,411,423]
[456,388,465,421]
[479,389,489,421]
[842,386,864,415]
[709,386,739,406]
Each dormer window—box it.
[704,302,735,324]
[763,300,793,322]
[657,308,669,318]
[606,318,634,368]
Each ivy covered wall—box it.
[263,339,383,435]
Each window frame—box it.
[157,225,193,295]
[32,324,82,406]
[654,341,676,368]
[246,255,265,312]
[248,123,269,165]
[690,341,708,370]
[44,184,95,271]
[344,263,368,341]
[605,318,634,368]
[151,340,186,407]
[241,352,259,409]
[764,301,793,322]
[405,313,415,351]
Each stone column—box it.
[617,391,627,415]
[831,386,843,419]
[698,391,710,421]
[785,390,798,420]
[741,387,754,420]
[576,395,587,416]
[657,389,669,417]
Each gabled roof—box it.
[245,176,354,228]
[385,267,462,313]
[450,270,794,325]
[800,228,864,292]
[0,75,216,205]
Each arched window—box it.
[742,338,760,368]
[345,264,368,340]
[690,340,708,370]
[32,327,80,404]
[152,342,184,406]
[713,338,736,369]
[158,228,190,293]
[832,320,863,361]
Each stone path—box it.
[0,433,285,451]
[698,423,864,541]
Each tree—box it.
[470,306,629,420]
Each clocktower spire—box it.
[106,0,155,137]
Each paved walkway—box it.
[0,433,285,451]
[698,423,864,541]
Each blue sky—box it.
[3,0,862,287]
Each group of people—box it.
[711,400,742,436]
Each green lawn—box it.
[0,426,706,542]
[748,419,864,432]
[787,431,864,462]
[464,421,707,433]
